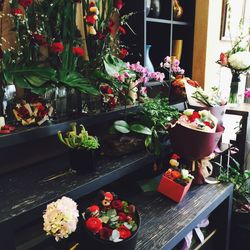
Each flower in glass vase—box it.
[217,34,250,104]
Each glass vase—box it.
[229,73,240,104]
[145,45,155,72]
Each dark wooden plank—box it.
[0,151,154,228]
[128,184,233,250]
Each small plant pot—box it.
[69,149,97,174]
[82,211,140,250]
[158,175,192,202]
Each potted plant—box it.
[218,162,250,249]
[82,191,140,250]
[58,122,100,174]
[158,153,194,202]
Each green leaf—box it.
[130,124,152,135]
[114,120,130,134]
[145,135,152,148]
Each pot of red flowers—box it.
[169,109,224,161]
[82,191,140,250]
[158,154,194,202]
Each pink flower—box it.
[245,88,250,99]
[220,52,228,66]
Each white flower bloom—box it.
[228,52,250,71]
[43,196,79,241]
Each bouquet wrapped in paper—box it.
[169,109,224,160]
[185,82,227,124]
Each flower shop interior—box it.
[0,0,249,250]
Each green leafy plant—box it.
[218,158,250,212]
[58,122,100,150]
[112,98,180,157]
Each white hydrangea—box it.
[43,196,79,241]
[228,51,250,71]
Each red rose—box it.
[32,33,47,46]
[108,19,116,35]
[203,121,214,129]
[171,170,181,180]
[188,111,200,122]
[111,199,123,211]
[118,212,127,222]
[117,225,131,239]
[86,15,96,25]
[88,205,100,213]
[85,217,102,234]
[19,0,33,8]
[171,153,180,160]
[115,0,124,10]
[109,97,117,109]
[72,47,85,56]
[119,48,128,59]
[220,52,228,66]
[11,8,23,16]
[89,1,95,7]
[119,26,126,35]
[99,227,112,240]
[50,42,64,53]
[104,192,114,201]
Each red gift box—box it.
[157,175,192,202]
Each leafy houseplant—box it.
[58,122,100,173]
[218,161,250,249]
[218,163,250,213]
[112,98,179,158]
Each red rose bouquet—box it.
[83,191,139,243]
[169,109,224,160]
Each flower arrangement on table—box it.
[83,191,139,243]
[43,196,79,241]
[160,56,199,102]
[158,153,194,202]
[217,32,250,104]
[245,88,250,100]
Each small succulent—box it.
[58,123,100,150]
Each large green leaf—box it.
[114,120,130,134]
[130,124,152,135]
[59,71,99,95]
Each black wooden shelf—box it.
[0,104,140,149]
[146,17,192,26]
[132,183,233,250]
[0,151,154,227]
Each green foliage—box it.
[218,158,250,210]
[58,123,100,150]
[141,97,180,129]
[113,120,152,135]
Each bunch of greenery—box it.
[218,158,250,212]
[113,97,180,156]
[58,122,100,150]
